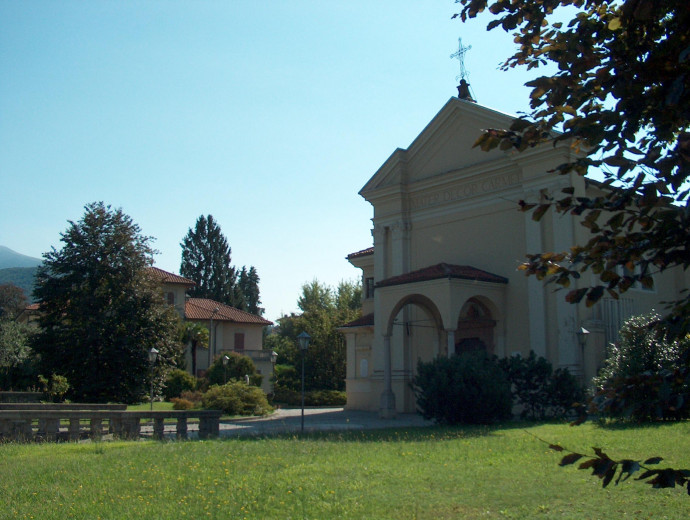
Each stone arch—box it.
[385,293,445,337]
[454,296,500,355]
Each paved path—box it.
[141,407,433,440]
[217,407,433,438]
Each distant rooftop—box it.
[185,298,272,325]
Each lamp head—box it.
[297,331,311,351]
[148,347,159,364]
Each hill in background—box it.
[0,246,42,269]
[0,246,42,301]
[0,267,38,301]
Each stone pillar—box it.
[552,200,580,374]
[153,417,165,440]
[379,334,396,418]
[390,221,411,276]
[45,418,60,441]
[176,417,188,440]
[89,418,103,440]
[524,202,547,357]
[68,417,81,441]
[372,225,387,282]
[446,329,456,357]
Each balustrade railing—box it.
[0,409,222,442]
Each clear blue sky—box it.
[0,1,540,322]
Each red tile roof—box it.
[346,247,374,260]
[185,298,272,325]
[340,313,374,329]
[148,267,196,286]
[376,263,508,288]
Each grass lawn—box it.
[126,402,175,412]
[1,421,688,519]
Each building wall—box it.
[345,98,689,414]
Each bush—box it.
[206,352,263,388]
[202,381,273,416]
[498,351,583,420]
[271,386,347,406]
[171,397,195,410]
[38,374,70,403]
[594,312,686,389]
[162,369,197,400]
[413,352,512,425]
[180,390,203,406]
[270,385,347,407]
[305,390,347,406]
[589,313,690,421]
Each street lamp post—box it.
[297,331,311,433]
[208,307,219,371]
[270,350,278,394]
[222,354,229,384]
[148,347,159,412]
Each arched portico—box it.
[455,296,500,355]
[374,265,508,416]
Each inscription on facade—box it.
[409,171,521,211]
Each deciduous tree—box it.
[456,0,690,334]
[33,202,183,403]
[270,279,361,392]
[0,283,27,319]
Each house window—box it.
[167,292,175,305]
[365,277,375,299]
[234,333,245,352]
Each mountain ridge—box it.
[0,246,42,269]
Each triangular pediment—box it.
[360,98,515,199]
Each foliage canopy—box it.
[33,202,183,403]
[456,0,690,334]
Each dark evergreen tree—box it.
[180,215,237,306]
[32,202,183,403]
[237,265,263,316]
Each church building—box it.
[341,93,689,417]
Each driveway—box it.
[216,407,433,438]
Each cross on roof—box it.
[450,37,472,82]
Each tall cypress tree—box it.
[237,265,263,316]
[33,202,182,403]
[180,215,237,306]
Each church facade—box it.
[342,97,689,416]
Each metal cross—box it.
[450,37,472,82]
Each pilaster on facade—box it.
[552,206,580,372]
[523,189,547,357]
[372,224,387,282]
[390,220,411,276]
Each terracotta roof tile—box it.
[376,263,508,288]
[148,267,196,286]
[185,298,272,325]
[346,247,374,260]
[340,313,374,328]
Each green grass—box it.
[1,421,688,519]
[126,402,175,412]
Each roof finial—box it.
[450,38,475,102]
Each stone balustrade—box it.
[0,410,222,442]
[0,403,127,411]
